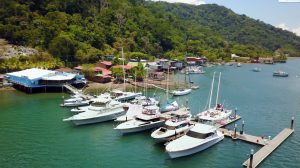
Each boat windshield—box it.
[165,125,176,130]
[186,130,214,139]
[91,102,106,107]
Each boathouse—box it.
[5,68,87,93]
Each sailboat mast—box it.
[215,72,221,106]
[166,63,169,100]
[208,72,216,110]
[122,47,125,91]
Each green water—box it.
[1,58,300,168]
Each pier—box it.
[242,128,294,168]
[215,116,295,168]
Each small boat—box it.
[237,63,242,67]
[252,67,261,72]
[63,99,126,125]
[111,89,142,102]
[60,99,90,107]
[160,99,179,113]
[191,85,199,89]
[165,123,224,158]
[273,70,288,77]
[151,107,193,143]
[171,88,192,96]
[114,106,164,134]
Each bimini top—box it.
[191,123,216,134]
[7,68,54,80]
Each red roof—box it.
[101,61,112,66]
[112,65,132,70]
[95,67,112,76]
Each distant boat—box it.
[273,70,288,77]
[170,88,192,96]
[252,67,261,72]
[191,85,199,89]
[182,66,205,74]
[237,63,242,67]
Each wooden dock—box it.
[218,128,267,146]
[243,128,294,168]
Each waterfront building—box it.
[5,68,87,93]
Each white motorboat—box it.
[60,99,90,107]
[70,93,112,113]
[196,72,232,124]
[165,123,224,158]
[171,88,192,96]
[115,104,143,122]
[131,96,159,106]
[151,107,193,143]
[63,99,126,125]
[237,63,242,67]
[160,99,179,113]
[112,89,142,102]
[114,106,164,134]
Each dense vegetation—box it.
[0,0,299,71]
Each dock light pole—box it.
[249,149,254,168]
[240,120,245,135]
[291,117,294,129]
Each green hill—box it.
[0,0,299,69]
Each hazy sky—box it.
[151,0,300,36]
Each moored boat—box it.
[165,123,224,158]
[160,99,179,113]
[114,105,164,134]
[171,88,192,96]
[273,70,288,77]
[151,107,193,143]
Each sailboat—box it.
[112,47,142,101]
[170,67,192,96]
[160,65,179,112]
[196,72,232,124]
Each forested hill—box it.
[0,0,299,65]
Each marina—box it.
[0,59,299,167]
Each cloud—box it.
[292,26,300,36]
[150,0,206,5]
[277,23,289,30]
[277,23,300,36]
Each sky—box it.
[151,0,300,36]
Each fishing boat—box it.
[63,99,126,125]
[252,67,261,72]
[273,70,288,77]
[165,123,224,158]
[151,107,193,143]
[196,72,232,124]
[70,93,112,113]
[114,105,164,134]
[115,104,143,122]
[170,88,192,96]
[160,99,179,113]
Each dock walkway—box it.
[243,128,294,168]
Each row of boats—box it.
[61,72,235,158]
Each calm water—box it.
[1,58,300,168]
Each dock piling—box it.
[233,124,237,139]
[291,117,294,129]
[234,108,237,118]
[240,120,245,135]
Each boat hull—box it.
[71,111,125,125]
[116,121,165,134]
[171,89,192,96]
[167,135,224,159]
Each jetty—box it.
[243,128,294,168]
[216,117,295,168]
